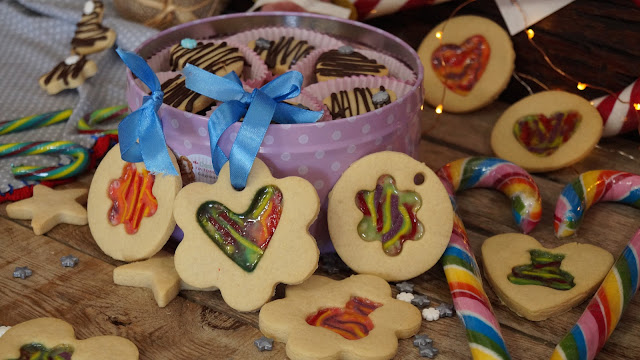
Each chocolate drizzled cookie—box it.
[323,86,396,120]
[71,1,116,55]
[39,55,98,95]
[249,36,315,75]
[161,74,216,115]
[315,47,389,82]
[169,41,245,77]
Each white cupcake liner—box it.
[145,39,269,89]
[224,26,344,80]
[302,75,414,121]
[292,47,417,87]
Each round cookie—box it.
[327,151,453,281]
[87,144,182,261]
[491,90,603,172]
[0,318,138,359]
[417,15,514,113]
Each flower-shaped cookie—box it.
[0,318,138,359]
[174,158,320,312]
[259,274,422,360]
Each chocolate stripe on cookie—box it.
[327,86,391,119]
[71,1,111,50]
[169,42,245,75]
[43,56,91,86]
[253,36,314,70]
[315,50,387,78]
[161,75,216,115]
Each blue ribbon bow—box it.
[115,48,178,176]
[183,65,322,189]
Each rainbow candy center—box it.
[431,35,490,96]
[508,249,576,291]
[355,174,423,256]
[108,163,158,234]
[11,343,74,360]
[513,111,582,157]
[305,296,383,340]
[196,185,283,272]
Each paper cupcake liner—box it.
[302,75,414,121]
[224,26,345,79]
[145,39,269,89]
[292,47,417,87]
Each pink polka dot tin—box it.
[126,12,424,252]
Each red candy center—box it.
[305,296,383,340]
[108,163,158,234]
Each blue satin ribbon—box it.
[183,65,322,189]
[115,48,178,176]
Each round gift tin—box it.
[126,12,425,252]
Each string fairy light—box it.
[428,0,638,122]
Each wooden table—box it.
[1,102,639,359]
[2,1,640,359]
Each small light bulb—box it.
[420,104,424,111]
[634,103,640,111]
[526,29,534,39]
[435,105,443,114]
[577,82,587,90]
[436,32,442,39]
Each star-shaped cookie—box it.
[113,251,215,308]
[6,185,87,235]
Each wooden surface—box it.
[1,103,640,359]
[2,1,640,359]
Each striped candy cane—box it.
[0,109,72,135]
[551,230,640,360]
[592,78,640,137]
[0,141,89,181]
[437,157,542,360]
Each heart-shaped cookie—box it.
[513,111,582,156]
[196,185,283,272]
[431,35,490,96]
[481,233,613,321]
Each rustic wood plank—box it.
[0,217,288,359]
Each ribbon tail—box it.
[272,102,323,124]
[137,106,178,176]
[117,104,151,163]
[229,90,276,189]
[183,64,245,102]
[116,48,161,92]
[208,101,247,174]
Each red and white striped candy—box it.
[591,78,640,137]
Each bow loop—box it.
[115,48,178,176]
[184,65,323,189]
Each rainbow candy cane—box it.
[77,104,127,134]
[552,170,640,360]
[554,170,640,238]
[0,141,89,181]
[0,109,72,135]
[437,157,542,360]
[551,230,640,360]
